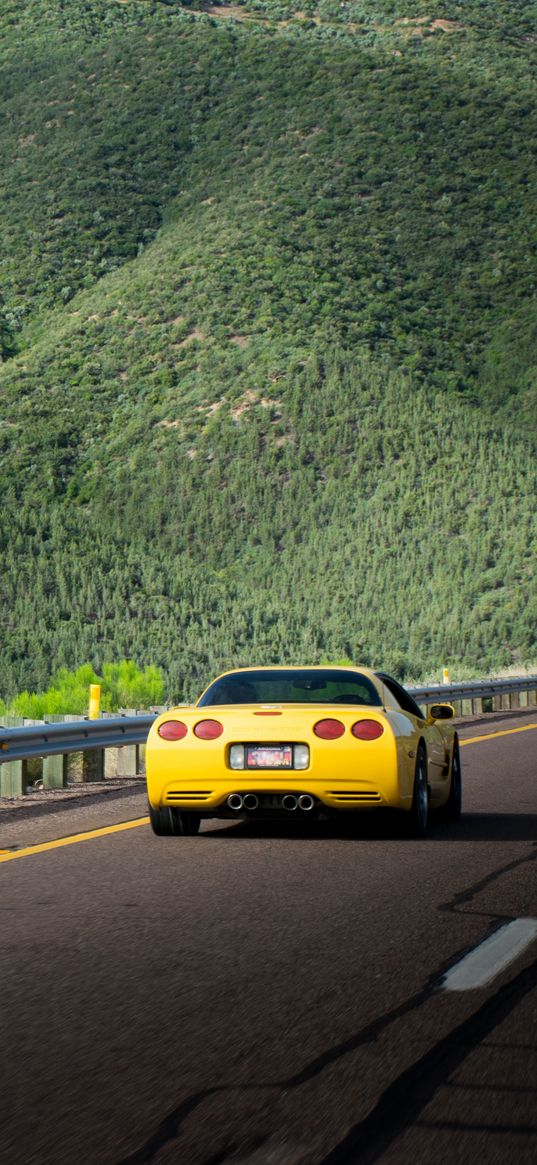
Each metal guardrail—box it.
[409,675,537,704]
[0,715,155,765]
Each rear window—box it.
[198,669,382,707]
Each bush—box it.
[4,661,165,717]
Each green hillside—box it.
[0,0,536,700]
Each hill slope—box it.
[0,0,535,698]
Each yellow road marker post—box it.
[88,684,101,720]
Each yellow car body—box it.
[146,667,460,836]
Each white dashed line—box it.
[441,919,537,991]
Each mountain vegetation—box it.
[0,0,535,701]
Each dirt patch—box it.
[206,5,247,19]
[229,334,250,348]
[395,16,464,36]
[229,391,283,419]
[430,19,464,32]
[230,389,257,419]
[173,328,205,349]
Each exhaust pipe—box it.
[243,794,259,811]
[282,794,298,811]
[227,793,243,811]
[298,795,314,811]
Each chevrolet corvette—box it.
[145,666,461,837]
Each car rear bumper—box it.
[149,772,407,813]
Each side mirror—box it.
[429,703,455,721]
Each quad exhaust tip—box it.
[298,794,314,811]
[227,792,315,812]
[243,793,259,811]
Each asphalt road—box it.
[1,712,536,1165]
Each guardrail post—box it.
[0,717,28,797]
[57,708,101,782]
[104,743,140,777]
[82,748,104,783]
[54,715,103,783]
[62,714,84,784]
[105,710,139,777]
[43,716,68,789]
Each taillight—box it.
[313,719,345,740]
[351,720,384,741]
[158,720,188,741]
[194,719,223,740]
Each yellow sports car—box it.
[146,666,460,837]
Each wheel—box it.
[148,803,201,836]
[441,739,462,822]
[405,746,429,837]
[178,811,201,836]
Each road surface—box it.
[1,711,536,1164]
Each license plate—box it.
[246,746,293,769]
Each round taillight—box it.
[313,719,345,740]
[194,719,223,740]
[158,720,188,741]
[351,720,384,741]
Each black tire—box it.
[405,746,429,837]
[148,803,201,836]
[178,811,201,836]
[442,739,462,822]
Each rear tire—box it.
[178,811,201,836]
[148,803,201,836]
[405,746,429,837]
[442,740,462,822]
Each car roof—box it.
[208,664,379,681]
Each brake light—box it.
[351,720,384,741]
[313,719,345,740]
[158,720,188,741]
[194,719,223,740]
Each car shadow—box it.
[202,811,537,844]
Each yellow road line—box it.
[461,723,537,746]
[0,817,149,863]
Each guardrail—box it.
[0,713,155,798]
[0,716,154,764]
[1,676,536,798]
[410,675,537,710]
